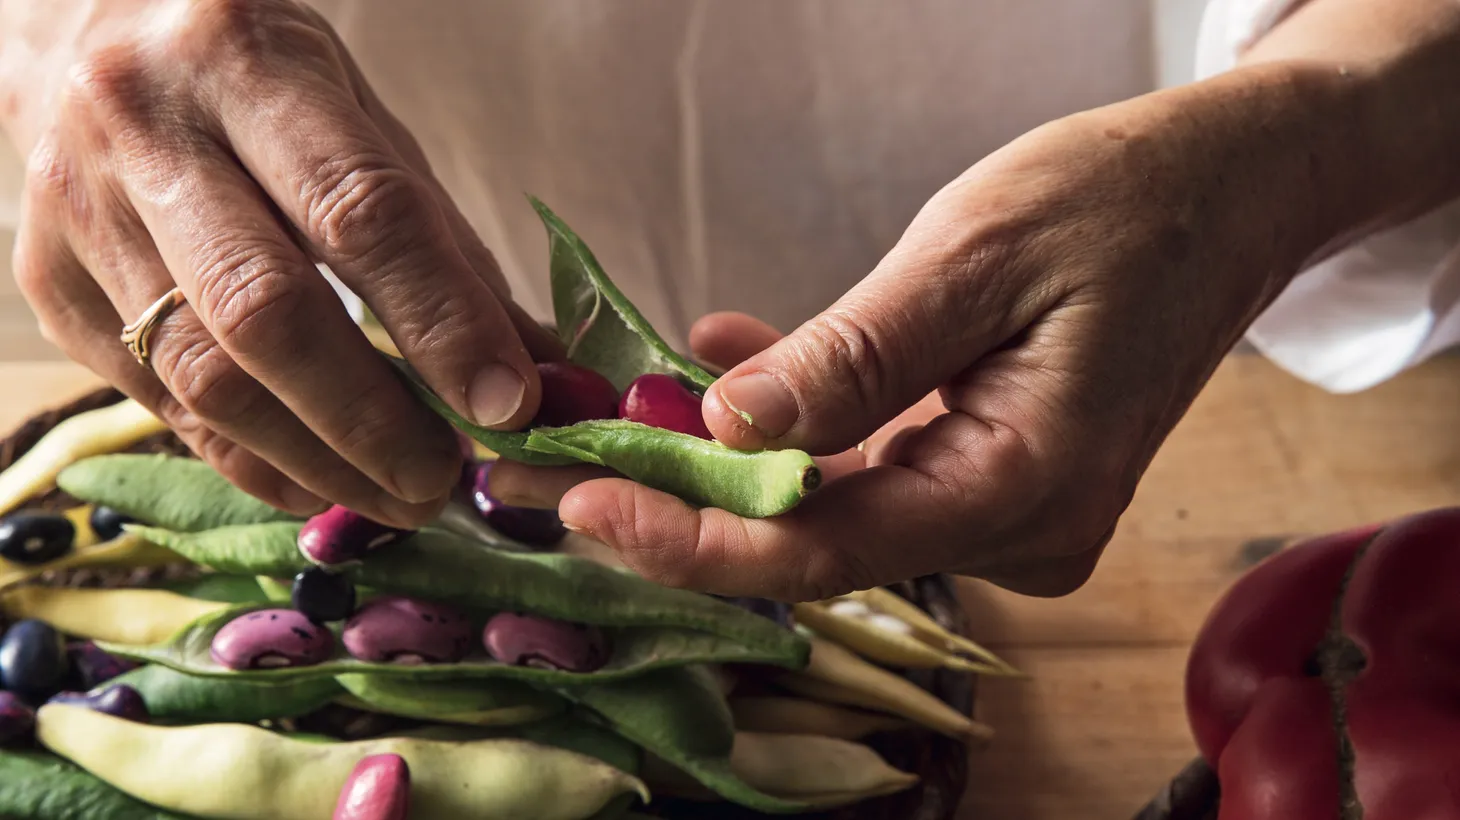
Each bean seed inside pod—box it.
[0,691,35,745]
[617,374,713,440]
[210,609,335,670]
[88,506,136,542]
[482,612,609,673]
[531,363,620,427]
[0,619,70,702]
[298,506,413,569]
[292,568,357,623]
[0,513,74,565]
[333,753,411,820]
[48,683,149,722]
[67,641,137,689]
[342,596,473,665]
[470,462,567,547]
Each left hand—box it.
[490,66,1353,601]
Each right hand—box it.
[0,0,558,526]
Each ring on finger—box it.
[119,287,187,369]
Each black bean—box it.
[87,506,136,542]
[0,514,74,565]
[291,568,357,623]
[0,620,70,703]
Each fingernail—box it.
[469,364,527,427]
[718,372,799,439]
[280,482,327,515]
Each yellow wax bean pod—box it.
[727,695,907,740]
[0,399,167,516]
[644,732,917,809]
[60,505,100,549]
[39,704,649,820]
[792,601,1006,674]
[0,586,226,645]
[844,588,1021,675]
[0,533,183,590]
[771,638,993,742]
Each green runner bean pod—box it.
[1,586,227,645]
[38,704,649,820]
[531,197,714,394]
[335,673,566,727]
[101,603,802,685]
[524,421,819,519]
[0,749,190,820]
[108,665,342,724]
[129,522,808,664]
[58,455,297,532]
[559,666,808,813]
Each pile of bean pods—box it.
[0,199,1020,819]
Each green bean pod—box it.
[335,674,566,727]
[38,704,649,820]
[1,587,227,646]
[386,717,643,778]
[0,399,167,517]
[128,522,808,664]
[524,421,820,519]
[0,750,191,820]
[101,603,802,686]
[558,667,809,813]
[109,664,343,724]
[531,197,714,393]
[58,454,298,532]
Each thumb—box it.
[703,218,1030,454]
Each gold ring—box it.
[120,287,187,369]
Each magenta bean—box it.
[341,597,473,665]
[210,609,335,670]
[530,363,620,428]
[617,374,713,440]
[49,684,149,722]
[67,641,137,689]
[470,462,567,547]
[482,612,609,673]
[298,506,413,569]
[0,691,34,745]
[334,754,411,820]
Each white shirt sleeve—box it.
[1196,0,1460,393]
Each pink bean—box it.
[618,374,713,439]
[334,754,410,820]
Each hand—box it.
[492,70,1347,600]
[0,0,557,527]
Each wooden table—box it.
[7,354,1460,820]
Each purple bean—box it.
[470,462,567,547]
[66,641,137,689]
[333,754,411,820]
[617,374,713,440]
[0,691,34,745]
[298,507,413,569]
[531,363,620,428]
[210,609,335,670]
[482,612,609,673]
[342,597,473,665]
[49,684,149,722]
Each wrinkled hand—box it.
[0,0,556,527]
[493,83,1316,600]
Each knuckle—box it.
[327,388,405,455]
[23,139,79,207]
[157,332,258,427]
[302,155,435,259]
[61,46,153,126]
[796,310,889,412]
[191,243,308,356]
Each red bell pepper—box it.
[1185,507,1460,820]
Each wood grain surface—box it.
[4,353,1459,820]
